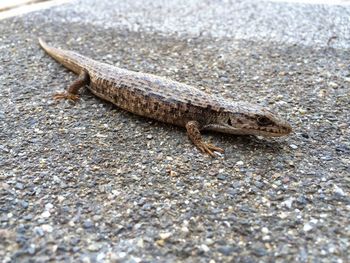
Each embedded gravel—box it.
[0,0,349,262]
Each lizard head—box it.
[203,102,292,137]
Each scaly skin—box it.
[39,38,292,156]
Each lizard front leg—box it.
[185,121,224,157]
[53,70,90,102]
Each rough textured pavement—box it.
[1,0,349,262]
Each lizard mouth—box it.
[204,123,292,137]
[244,124,292,137]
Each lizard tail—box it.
[38,38,85,74]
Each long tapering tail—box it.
[38,38,86,74]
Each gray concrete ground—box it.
[0,0,349,262]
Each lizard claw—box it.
[197,142,224,157]
[53,92,80,102]
[206,143,225,153]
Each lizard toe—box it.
[53,92,80,102]
[206,143,225,153]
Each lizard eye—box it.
[227,118,232,126]
[257,116,273,126]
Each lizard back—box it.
[39,38,232,127]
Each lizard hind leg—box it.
[185,120,224,157]
[53,70,90,102]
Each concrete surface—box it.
[0,0,349,262]
[42,0,350,49]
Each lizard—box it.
[38,38,292,157]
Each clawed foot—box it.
[197,142,224,157]
[53,92,80,102]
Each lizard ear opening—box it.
[227,118,232,126]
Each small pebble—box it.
[338,123,348,129]
[159,232,172,240]
[15,183,24,190]
[298,108,307,114]
[235,161,244,166]
[41,211,51,218]
[333,185,345,196]
[217,245,236,256]
[217,174,227,180]
[169,170,177,177]
[328,82,338,88]
[87,244,100,252]
[34,227,44,236]
[303,222,313,232]
[83,220,94,229]
[41,224,53,233]
[200,244,210,252]
[290,144,298,149]
[261,227,269,234]
[45,203,54,210]
[282,197,294,209]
